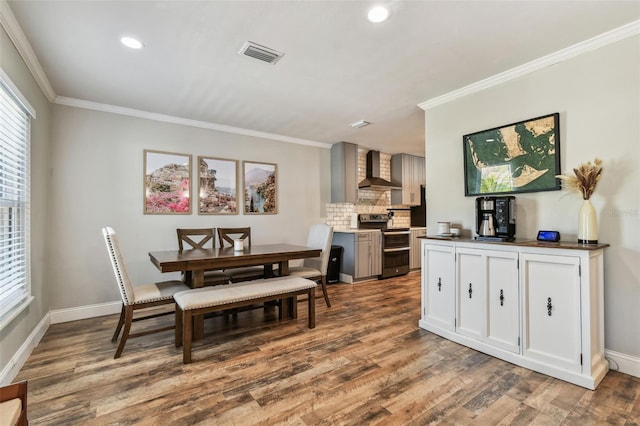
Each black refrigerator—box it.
[410,185,426,227]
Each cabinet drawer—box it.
[356,232,372,242]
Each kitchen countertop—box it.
[334,227,426,233]
[421,235,609,251]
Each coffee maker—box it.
[475,196,516,241]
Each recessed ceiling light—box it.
[368,5,390,23]
[121,36,143,49]
[351,120,371,128]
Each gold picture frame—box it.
[243,161,277,214]
[197,156,239,215]
[143,149,192,214]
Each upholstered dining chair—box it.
[103,226,189,359]
[176,228,230,285]
[217,227,266,282]
[286,223,334,307]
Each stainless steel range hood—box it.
[358,150,401,189]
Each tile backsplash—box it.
[326,149,411,229]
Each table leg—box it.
[264,264,274,278]
[191,270,205,340]
[279,260,289,276]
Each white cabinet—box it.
[456,248,519,352]
[521,253,582,372]
[421,241,455,331]
[486,252,520,353]
[419,238,608,390]
[332,230,381,282]
[410,227,427,269]
[456,248,486,341]
[391,154,425,206]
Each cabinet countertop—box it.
[334,227,426,234]
[421,235,609,251]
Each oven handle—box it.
[383,247,411,253]
[383,231,411,235]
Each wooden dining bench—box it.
[174,276,317,363]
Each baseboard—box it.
[605,350,640,378]
[50,300,121,324]
[0,313,50,385]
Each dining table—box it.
[148,243,322,339]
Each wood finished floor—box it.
[16,273,640,425]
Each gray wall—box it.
[0,26,51,371]
[423,36,640,358]
[49,105,331,309]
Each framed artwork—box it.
[463,113,561,196]
[197,156,239,215]
[243,161,277,214]
[143,150,191,214]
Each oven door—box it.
[381,230,410,278]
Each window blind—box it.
[0,75,31,326]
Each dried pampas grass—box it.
[556,158,603,200]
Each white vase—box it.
[578,199,598,244]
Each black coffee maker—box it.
[475,196,516,241]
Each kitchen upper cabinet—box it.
[419,238,608,390]
[391,154,425,206]
[330,142,358,203]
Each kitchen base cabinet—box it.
[418,238,609,390]
[410,227,427,269]
[333,231,381,283]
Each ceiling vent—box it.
[239,41,284,64]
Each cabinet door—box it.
[355,233,371,279]
[422,244,455,331]
[371,231,382,276]
[486,251,520,353]
[410,228,426,269]
[522,253,582,372]
[456,249,485,340]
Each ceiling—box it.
[6,0,640,156]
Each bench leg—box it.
[280,297,290,319]
[183,310,193,364]
[291,295,298,319]
[308,288,315,329]
[175,305,183,348]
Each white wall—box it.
[0,26,51,376]
[48,105,331,309]
[423,36,640,359]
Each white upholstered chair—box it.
[287,224,334,307]
[103,226,189,358]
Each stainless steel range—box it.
[358,214,410,279]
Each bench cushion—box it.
[0,398,21,426]
[174,277,317,310]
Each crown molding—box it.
[418,20,640,111]
[0,0,55,101]
[54,96,333,149]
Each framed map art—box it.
[463,113,561,196]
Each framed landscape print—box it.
[143,150,191,214]
[243,161,277,214]
[463,113,561,196]
[197,156,238,215]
